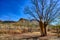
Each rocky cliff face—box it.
[0,18,39,28]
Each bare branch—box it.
[48,8,60,23]
[24,0,60,25]
[31,0,41,19]
[45,0,59,24]
[24,7,39,22]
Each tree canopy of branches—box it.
[24,0,60,36]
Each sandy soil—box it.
[0,32,60,40]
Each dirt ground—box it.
[0,32,60,40]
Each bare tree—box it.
[24,0,60,36]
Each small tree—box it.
[56,25,60,37]
[56,18,60,37]
[24,0,60,36]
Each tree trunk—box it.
[39,21,47,36]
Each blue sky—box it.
[0,0,30,21]
[0,0,60,23]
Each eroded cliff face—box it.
[0,18,39,32]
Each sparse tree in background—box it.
[56,17,60,37]
[24,0,60,36]
[56,25,60,37]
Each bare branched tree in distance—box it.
[24,0,60,36]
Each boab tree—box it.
[24,0,60,36]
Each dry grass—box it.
[0,29,22,34]
[0,32,60,40]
